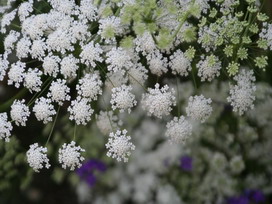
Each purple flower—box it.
[76,159,106,187]
[226,196,249,204]
[227,189,266,204]
[251,190,265,203]
[245,189,265,203]
[180,156,193,171]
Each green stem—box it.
[127,73,147,92]
[45,105,60,146]
[170,0,195,43]
[176,77,180,117]
[101,96,115,132]
[96,63,115,88]
[191,63,198,90]
[11,24,21,29]
[73,123,77,141]
[114,6,121,16]
[0,88,28,112]
[25,59,38,64]
[27,77,53,106]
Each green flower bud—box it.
[227,62,240,76]
[254,56,268,70]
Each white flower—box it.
[24,68,43,93]
[47,79,70,105]
[169,49,191,76]
[96,111,122,135]
[0,54,9,81]
[1,9,17,33]
[227,69,256,115]
[78,0,97,22]
[106,129,135,162]
[134,32,156,55]
[197,55,221,82]
[198,25,218,52]
[46,29,74,54]
[230,156,245,174]
[4,30,20,53]
[16,37,31,59]
[80,41,103,67]
[49,0,76,15]
[60,54,79,79]
[21,14,47,40]
[18,1,33,22]
[69,21,90,43]
[58,141,85,171]
[110,85,137,113]
[165,116,192,144]
[141,83,176,118]
[8,61,26,88]
[10,99,30,126]
[106,47,133,73]
[260,23,272,50]
[98,16,123,42]
[26,143,50,172]
[30,39,47,60]
[68,97,94,125]
[186,95,213,123]
[76,73,102,101]
[33,97,56,124]
[219,0,239,12]
[42,54,61,77]
[146,51,168,76]
[0,113,13,142]
[211,152,228,170]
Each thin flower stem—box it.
[101,96,115,132]
[191,64,198,91]
[115,7,121,15]
[73,123,77,141]
[127,73,147,92]
[0,88,28,112]
[41,0,51,8]
[96,63,115,88]
[176,77,180,117]
[27,77,53,106]
[170,0,195,43]
[25,59,39,64]
[11,23,21,29]
[46,105,60,146]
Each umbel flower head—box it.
[10,99,30,126]
[227,69,256,115]
[47,79,71,105]
[96,111,122,135]
[68,97,94,125]
[0,113,13,142]
[141,83,176,119]
[26,143,50,172]
[32,97,56,124]
[166,116,192,144]
[186,95,213,123]
[58,141,85,171]
[106,129,135,162]
[110,85,137,113]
